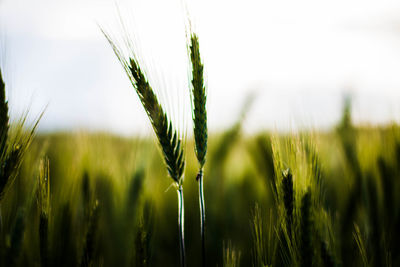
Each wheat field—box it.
[1,4,400,266]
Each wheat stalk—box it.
[102,27,186,266]
[188,31,208,267]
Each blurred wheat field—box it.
[1,104,400,266]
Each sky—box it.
[1,0,400,135]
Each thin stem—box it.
[177,185,186,267]
[197,169,206,267]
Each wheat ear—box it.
[189,33,207,168]
[128,57,185,183]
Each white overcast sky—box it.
[1,0,400,135]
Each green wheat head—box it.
[129,58,184,183]
[103,33,185,184]
[189,33,207,168]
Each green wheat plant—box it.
[102,24,186,266]
[0,67,42,230]
[188,30,208,266]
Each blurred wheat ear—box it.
[0,64,43,266]
[0,68,9,158]
[282,168,294,239]
[188,31,208,267]
[0,68,42,202]
[38,157,50,216]
[300,190,313,267]
[0,68,10,200]
[38,157,50,267]
[80,201,100,267]
[223,241,241,267]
